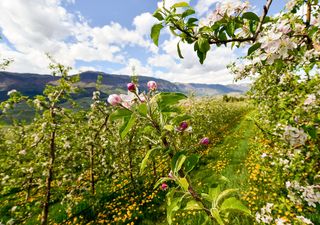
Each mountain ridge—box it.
[0,71,249,101]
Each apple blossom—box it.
[107,94,122,106]
[161,183,168,190]
[127,83,136,92]
[7,89,17,96]
[199,137,210,145]
[147,81,157,91]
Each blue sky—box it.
[0,0,286,84]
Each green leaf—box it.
[140,147,160,174]
[182,8,195,18]
[164,124,174,132]
[197,50,207,64]
[209,186,221,202]
[226,22,235,37]
[304,125,317,140]
[137,103,147,116]
[218,31,227,41]
[247,43,261,56]
[242,12,260,21]
[167,192,181,225]
[211,208,225,225]
[216,188,238,206]
[171,2,189,8]
[120,113,136,139]
[151,23,164,46]
[174,154,187,174]
[194,41,199,51]
[184,154,200,173]
[177,41,184,59]
[183,200,203,211]
[156,92,187,111]
[177,177,189,191]
[220,197,251,215]
[153,9,164,21]
[187,18,198,25]
[109,108,132,121]
[198,37,210,53]
[171,151,186,172]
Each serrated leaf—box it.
[137,103,147,116]
[187,18,198,25]
[247,43,261,56]
[177,177,189,191]
[209,186,221,203]
[197,50,207,64]
[220,197,251,215]
[183,200,203,211]
[171,2,189,8]
[140,147,160,174]
[184,154,200,173]
[151,23,164,46]
[156,92,187,111]
[218,31,227,41]
[109,108,132,121]
[174,154,187,174]
[171,151,186,172]
[177,41,184,59]
[242,12,260,21]
[211,208,225,225]
[153,9,164,21]
[120,113,136,139]
[215,188,238,206]
[194,41,199,51]
[182,8,195,18]
[226,22,235,37]
[164,124,174,132]
[198,37,210,53]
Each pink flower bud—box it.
[107,94,122,106]
[199,137,210,145]
[178,121,188,131]
[127,83,136,92]
[147,81,157,91]
[168,170,174,178]
[161,183,168,190]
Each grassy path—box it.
[193,112,256,191]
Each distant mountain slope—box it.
[0,71,249,101]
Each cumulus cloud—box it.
[195,0,219,16]
[133,12,158,37]
[0,0,157,73]
[0,0,240,84]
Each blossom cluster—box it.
[107,81,157,108]
[202,0,250,26]
[282,125,308,148]
[286,180,320,208]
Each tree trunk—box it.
[41,109,56,225]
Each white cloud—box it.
[133,12,158,37]
[0,0,240,84]
[157,0,191,9]
[147,37,238,84]
[195,0,219,16]
[113,58,153,76]
[0,0,157,74]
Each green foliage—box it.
[150,23,164,46]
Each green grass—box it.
[189,113,257,224]
[219,115,255,189]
